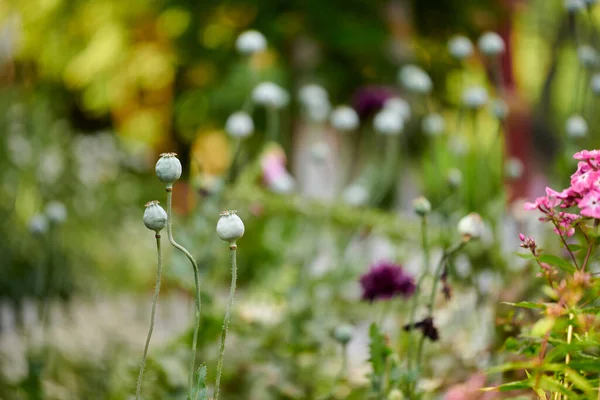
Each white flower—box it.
[342,184,369,206]
[578,45,599,69]
[458,212,485,239]
[566,115,588,138]
[252,82,289,109]
[155,152,182,188]
[330,106,359,132]
[448,35,473,60]
[462,86,488,109]
[373,108,404,135]
[591,73,600,95]
[421,113,445,136]
[398,65,433,94]
[235,30,267,55]
[45,201,67,224]
[383,97,411,120]
[490,98,509,120]
[216,210,245,243]
[565,0,586,11]
[505,157,524,180]
[28,214,48,235]
[143,201,168,233]
[477,32,505,56]
[225,111,254,138]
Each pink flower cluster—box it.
[523,149,600,235]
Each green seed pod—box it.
[412,196,432,217]
[216,210,245,244]
[143,201,167,233]
[333,324,353,345]
[155,153,182,188]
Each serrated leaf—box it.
[368,323,391,377]
[538,255,576,273]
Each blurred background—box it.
[1,0,599,398]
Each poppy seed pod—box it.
[477,32,505,56]
[383,97,411,121]
[235,30,267,55]
[29,214,49,235]
[565,0,585,12]
[374,108,404,135]
[330,105,359,132]
[155,153,182,188]
[462,87,488,109]
[143,201,168,233]
[422,113,445,136]
[448,35,474,60]
[45,201,67,224]
[447,168,463,189]
[566,115,588,138]
[591,73,600,95]
[252,82,289,109]
[398,65,433,95]
[217,210,245,244]
[225,111,254,138]
[333,324,354,345]
[413,196,432,217]
[457,212,484,240]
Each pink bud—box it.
[519,233,526,242]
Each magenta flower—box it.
[579,190,600,218]
[573,149,600,162]
[352,85,397,119]
[359,261,416,302]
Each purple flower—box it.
[359,261,416,302]
[352,86,397,119]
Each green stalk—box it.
[214,244,239,400]
[405,217,429,396]
[135,233,163,400]
[267,106,279,143]
[166,189,201,399]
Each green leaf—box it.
[190,365,209,400]
[368,323,391,377]
[538,254,576,273]
[516,252,537,260]
[567,244,584,252]
[502,301,546,309]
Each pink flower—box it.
[570,171,593,194]
[573,149,600,162]
[579,190,600,218]
[554,212,579,236]
[524,191,561,212]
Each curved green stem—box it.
[267,106,279,143]
[166,189,201,399]
[214,245,238,400]
[135,234,163,400]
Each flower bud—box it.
[330,105,359,132]
[448,35,473,60]
[155,153,182,188]
[216,210,245,244]
[462,87,488,109]
[143,201,167,233]
[477,32,505,56]
[374,109,404,135]
[566,115,588,138]
[398,65,433,95]
[225,111,254,138]
[333,324,353,345]
[235,30,267,55]
[413,196,432,217]
[421,113,445,136]
[29,214,48,235]
[457,212,484,240]
[45,201,67,224]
